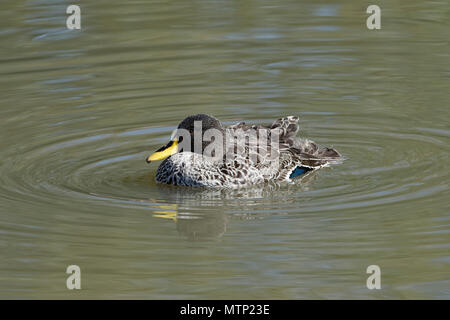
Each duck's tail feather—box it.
[291,140,343,168]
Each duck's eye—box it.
[178,136,184,143]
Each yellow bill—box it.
[146,139,178,163]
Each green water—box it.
[0,0,449,299]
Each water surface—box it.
[0,0,449,299]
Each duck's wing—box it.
[227,115,299,147]
[225,116,342,181]
[269,142,342,181]
[269,115,300,147]
[269,116,342,167]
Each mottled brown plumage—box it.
[152,114,342,188]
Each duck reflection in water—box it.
[151,171,318,240]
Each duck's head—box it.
[146,114,224,163]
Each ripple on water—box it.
[0,116,448,219]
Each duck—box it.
[146,114,342,188]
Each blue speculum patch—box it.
[289,166,313,179]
